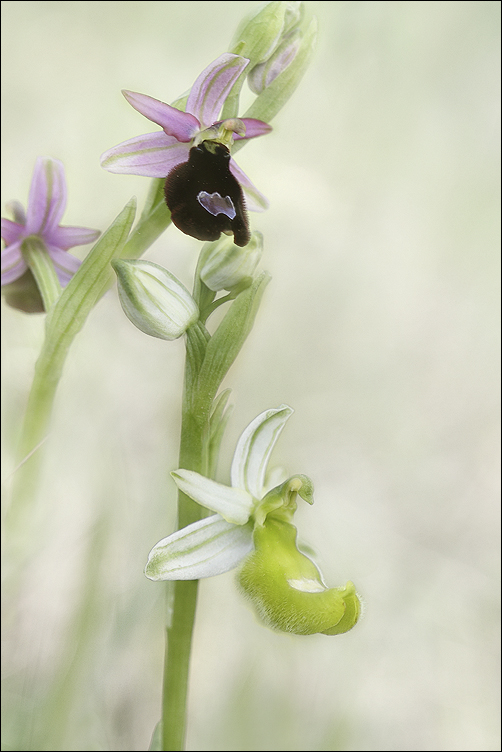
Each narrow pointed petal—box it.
[26,157,66,234]
[145,514,254,580]
[229,160,269,212]
[52,226,100,250]
[187,53,249,127]
[122,90,200,142]
[1,241,26,285]
[100,132,190,177]
[171,469,254,524]
[231,405,294,499]
[233,118,273,140]
[44,244,82,285]
[1,218,24,245]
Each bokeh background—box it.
[1,2,500,750]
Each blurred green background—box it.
[1,1,500,750]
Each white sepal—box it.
[230,404,294,499]
[171,469,254,524]
[145,514,253,580]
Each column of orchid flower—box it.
[2,5,361,752]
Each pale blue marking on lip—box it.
[197,191,236,219]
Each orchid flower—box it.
[1,157,100,292]
[100,53,272,246]
[145,405,293,580]
[145,404,361,636]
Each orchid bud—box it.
[112,259,199,340]
[248,29,301,95]
[237,16,317,129]
[229,2,289,68]
[238,518,361,636]
[199,231,263,292]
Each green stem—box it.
[161,324,211,751]
[8,201,137,531]
[8,187,171,527]
[161,579,199,751]
[121,179,172,261]
[159,271,270,749]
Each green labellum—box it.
[238,518,361,636]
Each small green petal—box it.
[254,473,314,526]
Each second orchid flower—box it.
[145,405,361,636]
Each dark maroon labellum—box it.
[164,141,250,247]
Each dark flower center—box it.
[164,141,250,247]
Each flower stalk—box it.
[159,258,270,749]
[8,200,137,532]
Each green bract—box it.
[112,259,199,340]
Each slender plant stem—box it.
[161,579,199,751]
[159,271,270,749]
[160,324,209,751]
[8,197,169,529]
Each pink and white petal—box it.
[101,132,189,177]
[1,218,24,245]
[122,90,199,142]
[26,157,67,235]
[1,240,26,285]
[230,160,270,212]
[45,244,81,286]
[52,226,100,251]
[187,53,249,128]
[234,118,273,140]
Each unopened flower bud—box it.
[248,29,301,94]
[200,231,263,292]
[112,259,198,340]
[229,2,288,68]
